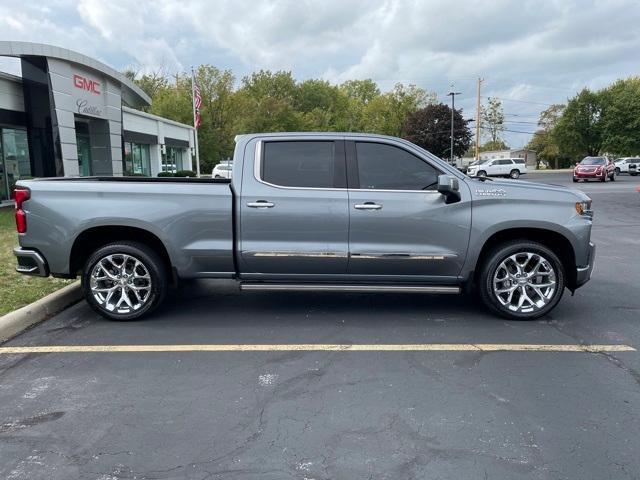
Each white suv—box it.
[212,162,233,179]
[467,158,528,179]
[614,157,640,176]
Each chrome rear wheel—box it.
[90,254,152,314]
[82,242,168,321]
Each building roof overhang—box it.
[0,41,151,107]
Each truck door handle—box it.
[354,202,382,210]
[247,200,275,208]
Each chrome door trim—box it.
[349,253,456,260]
[241,283,461,294]
[246,251,348,258]
[350,188,441,194]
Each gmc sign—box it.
[73,74,101,94]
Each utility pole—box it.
[475,77,484,160]
[447,89,462,165]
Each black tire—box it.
[477,170,487,178]
[615,167,620,175]
[478,240,565,320]
[81,242,168,321]
[600,173,606,182]
[510,169,520,179]
[572,176,578,183]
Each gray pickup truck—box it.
[13,133,595,321]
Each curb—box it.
[0,281,83,343]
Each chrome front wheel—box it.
[479,241,565,320]
[492,252,557,314]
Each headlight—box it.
[575,200,593,217]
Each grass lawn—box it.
[0,207,72,316]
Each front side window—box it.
[262,141,336,188]
[355,142,440,190]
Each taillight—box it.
[13,188,30,233]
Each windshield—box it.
[580,157,605,165]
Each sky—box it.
[1,0,639,147]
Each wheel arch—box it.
[69,225,174,279]
[471,227,577,290]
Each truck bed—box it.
[17,177,235,278]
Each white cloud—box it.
[0,0,639,146]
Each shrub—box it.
[175,170,197,177]
[157,172,175,177]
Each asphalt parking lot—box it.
[1,172,639,480]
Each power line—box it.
[503,120,540,125]
[482,95,555,107]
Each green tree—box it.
[481,97,504,144]
[553,88,603,159]
[480,140,509,152]
[362,83,433,136]
[340,79,380,104]
[599,77,640,156]
[403,103,473,159]
[526,104,565,168]
[235,70,304,133]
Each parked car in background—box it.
[212,161,233,179]
[614,157,640,176]
[13,132,595,322]
[467,158,527,179]
[573,157,616,182]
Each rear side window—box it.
[355,142,440,190]
[262,141,336,188]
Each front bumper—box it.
[575,242,595,288]
[14,247,49,277]
[574,171,603,178]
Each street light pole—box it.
[447,90,462,165]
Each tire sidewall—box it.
[480,242,565,320]
[82,242,167,321]
[510,170,520,179]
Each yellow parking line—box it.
[0,344,634,354]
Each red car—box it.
[573,156,616,182]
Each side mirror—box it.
[437,174,461,204]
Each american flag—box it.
[193,75,202,129]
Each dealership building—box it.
[0,41,197,203]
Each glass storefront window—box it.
[123,141,151,176]
[163,147,184,173]
[1,128,31,201]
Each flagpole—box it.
[191,66,201,177]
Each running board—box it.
[240,283,460,294]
